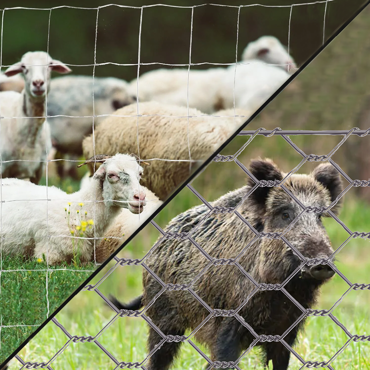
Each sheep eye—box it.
[282,212,291,221]
[108,173,116,179]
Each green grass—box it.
[0,167,97,363]
[12,198,370,369]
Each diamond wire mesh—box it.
[0,0,337,344]
[8,127,370,370]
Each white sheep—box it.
[47,75,137,179]
[220,59,291,111]
[79,173,163,263]
[0,51,71,183]
[128,68,226,114]
[82,101,252,200]
[0,154,147,265]
[241,35,297,73]
[128,36,296,114]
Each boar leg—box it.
[147,326,184,370]
[264,327,299,370]
[210,319,243,370]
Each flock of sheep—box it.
[0,36,297,265]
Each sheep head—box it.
[242,36,297,73]
[90,154,146,214]
[5,51,71,99]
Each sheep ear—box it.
[312,164,343,214]
[93,165,106,181]
[257,48,269,57]
[248,159,283,206]
[49,59,71,74]
[4,63,24,77]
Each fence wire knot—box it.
[305,206,326,213]
[118,258,141,266]
[306,154,328,162]
[305,361,327,368]
[352,232,370,239]
[259,232,281,239]
[164,232,189,240]
[83,284,95,291]
[357,127,370,137]
[352,283,370,290]
[305,258,329,266]
[212,361,236,368]
[259,335,281,342]
[266,127,283,137]
[213,258,234,265]
[24,362,48,369]
[166,283,188,291]
[213,154,234,162]
[118,362,142,368]
[212,206,235,214]
[306,309,329,316]
[352,179,370,187]
[259,283,281,291]
[213,309,235,317]
[119,309,141,317]
[353,335,370,342]
[166,335,187,342]
[71,335,95,343]
[258,179,281,187]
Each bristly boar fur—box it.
[110,159,343,370]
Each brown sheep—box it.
[82,101,251,200]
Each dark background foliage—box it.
[1,0,367,82]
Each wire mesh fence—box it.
[7,126,370,369]
[0,0,346,355]
[1,0,369,368]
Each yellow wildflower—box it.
[79,202,84,207]
[85,211,88,215]
[82,227,86,232]
[70,230,75,235]
[68,202,72,206]
[87,219,94,225]
[76,226,81,231]
[37,258,43,263]
[64,208,67,212]
[77,210,80,214]
[81,221,87,228]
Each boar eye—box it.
[282,212,291,221]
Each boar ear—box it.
[248,159,283,206]
[312,164,343,214]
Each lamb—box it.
[220,59,291,111]
[0,154,147,265]
[241,35,297,73]
[47,75,137,179]
[110,159,343,370]
[82,101,251,200]
[0,51,71,183]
